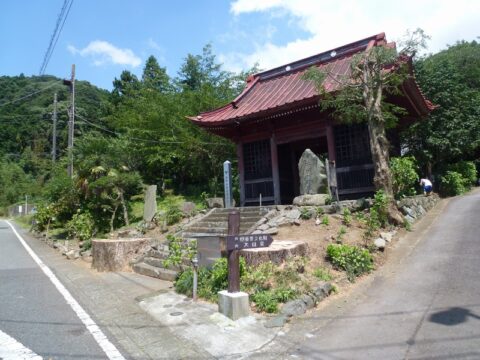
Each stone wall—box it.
[92,238,151,272]
[397,194,440,224]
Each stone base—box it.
[218,290,249,320]
[293,194,329,206]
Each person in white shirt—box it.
[420,178,433,196]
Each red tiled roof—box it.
[190,33,434,126]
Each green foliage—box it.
[251,287,297,313]
[299,207,313,220]
[175,257,305,313]
[321,215,329,226]
[336,226,347,243]
[342,208,352,226]
[371,190,389,227]
[315,206,325,217]
[163,235,196,269]
[33,204,56,231]
[439,171,469,196]
[390,156,418,198]
[313,267,333,281]
[403,40,480,173]
[66,211,95,241]
[165,205,184,225]
[446,161,477,186]
[326,244,374,282]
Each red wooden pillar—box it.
[326,123,336,162]
[270,134,281,205]
[236,142,246,207]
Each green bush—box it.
[440,171,469,196]
[33,204,56,231]
[371,190,388,228]
[175,257,302,313]
[66,211,95,241]
[321,215,329,226]
[251,287,298,313]
[342,208,352,226]
[313,267,333,281]
[165,205,184,225]
[447,161,477,186]
[390,156,418,198]
[326,244,373,282]
[163,235,196,269]
[300,207,313,220]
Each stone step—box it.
[142,256,184,272]
[199,215,265,222]
[132,262,178,282]
[145,248,170,259]
[189,221,258,229]
[185,226,254,234]
[212,207,271,215]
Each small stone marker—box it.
[298,149,327,195]
[143,185,157,223]
[181,201,196,216]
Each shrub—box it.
[321,215,329,226]
[336,226,347,243]
[342,208,352,226]
[315,206,325,217]
[440,171,468,196]
[326,244,373,282]
[371,190,388,228]
[390,156,418,198]
[313,267,333,281]
[447,161,477,186]
[33,204,56,231]
[165,205,183,225]
[251,290,278,313]
[300,207,313,220]
[163,235,196,269]
[66,211,95,241]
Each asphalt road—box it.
[281,190,480,360]
[0,220,121,359]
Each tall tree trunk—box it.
[364,74,404,225]
[110,205,119,233]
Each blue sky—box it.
[1,0,479,90]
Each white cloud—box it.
[68,40,141,67]
[224,0,480,72]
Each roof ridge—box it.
[255,32,386,80]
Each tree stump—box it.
[92,238,151,272]
[240,240,308,266]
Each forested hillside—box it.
[0,45,256,216]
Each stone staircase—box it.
[132,206,273,281]
[132,244,185,282]
[181,206,272,240]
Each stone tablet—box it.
[143,185,157,222]
[298,149,327,195]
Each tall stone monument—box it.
[143,185,157,223]
[298,149,327,195]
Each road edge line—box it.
[5,220,125,360]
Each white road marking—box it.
[0,329,42,359]
[5,221,125,360]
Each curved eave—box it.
[188,96,320,128]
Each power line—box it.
[75,113,229,146]
[39,0,74,75]
[0,81,60,107]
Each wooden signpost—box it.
[225,211,273,293]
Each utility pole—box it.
[63,64,75,177]
[52,92,57,162]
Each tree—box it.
[112,70,141,100]
[142,55,171,93]
[304,30,429,224]
[402,40,480,176]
